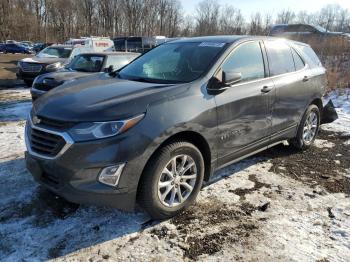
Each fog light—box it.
[98,164,126,187]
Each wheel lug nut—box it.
[180,179,183,182]
[171,182,174,185]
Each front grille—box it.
[29,128,66,157]
[33,78,61,91]
[21,62,42,72]
[37,116,75,130]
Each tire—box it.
[138,141,205,219]
[24,80,33,87]
[291,104,320,150]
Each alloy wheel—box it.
[157,154,197,207]
[303,111,318,143]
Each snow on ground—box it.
[0,88,349,261]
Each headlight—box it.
[46,62,63,71]
[68,114,145,142]
[17,61,21,68]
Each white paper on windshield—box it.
[198,42,225,48]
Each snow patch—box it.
[314,139,335,148]
[322,90,350,135]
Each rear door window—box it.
[265,41,295,76]
[291,48,305,70]
[222,41,265,83]
[295,44,322,66]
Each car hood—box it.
[36,70,97,83]
[21,56,67,65]
[33,73,185,122]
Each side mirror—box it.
[222,71,242,86]
[207,70,242,94]
[104,65,114,73]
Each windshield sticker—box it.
[199,42,225,48]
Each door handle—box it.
[261,85,273,93]
[303,76,309,82]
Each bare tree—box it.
[1,0,350,42]
[219,6,245,35]
[249,12,263,35]
[276,9,295,24]
[195,0,220,35]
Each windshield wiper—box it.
[129,77,160,83]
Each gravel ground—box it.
[0,60,349,261]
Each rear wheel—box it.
[138,141,204,219]
[291,104,320,150]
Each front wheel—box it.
[138,142,205,219]
[291,104,320,150]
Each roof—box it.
[49,45,74,49]
[77,51,141,56]
[170,35,279,44]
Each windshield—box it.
[37,47,72,58]
[67,54,105,72]
[118,42,226,83]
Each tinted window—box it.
[295,44,321,66]
[270,25,287,34]
[265,41,295,76]
[68,54,104,72]
[222,41,265,83]
[119,42,226,83]
[291,48,305,70]
[106,55,133,70]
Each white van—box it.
[65,37,114,54]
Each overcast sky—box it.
[180,0,350,18]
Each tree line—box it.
[0,0,349,42]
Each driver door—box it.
[214,40,275,167]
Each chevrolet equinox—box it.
[25,36,326,219]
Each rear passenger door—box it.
[215,41,275,167]
[264,40,312,137]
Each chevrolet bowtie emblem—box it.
[32,116,41,125]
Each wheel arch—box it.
[137,130,213,196]
[310,97,323,111]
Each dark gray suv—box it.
[25,36,326,219]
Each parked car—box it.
[17,45,74,87]
[269,24,349,39]
[33,43,53,53]
[31,52,140,100]
[25,36,328,219]
[21,41,34,48]
[0,43,4,53]
[2,43,32,54]
[18,40,117,87]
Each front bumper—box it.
[24,117,153,211]
[17,69,42,81]
[25,152,135,211]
